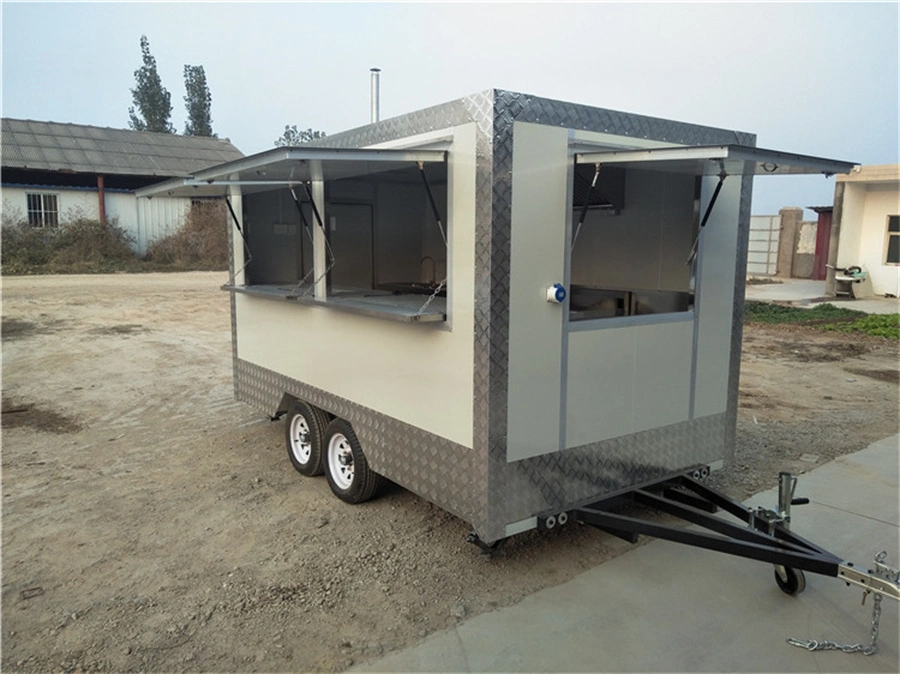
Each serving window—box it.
[568,143,857,323]
[157,147,450,323]
[568,162,699,321]
[241,163,447,304]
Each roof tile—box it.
[1,118,243,177]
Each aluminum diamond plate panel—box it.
[234,358,481,527]
[502,415,727,524]
[724,175,756,460]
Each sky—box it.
[2,1,898,217]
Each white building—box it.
[1,118,243,254]
[827,165,900,297]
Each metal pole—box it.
[370,68,381,123]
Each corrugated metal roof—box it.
[1,118,244,177]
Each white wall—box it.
[838,180,900,296]
[134,195,190,254]
[1,184,190,255]
[2,185,98,223]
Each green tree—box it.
[274,125,326,147]
[128,35,174,133]
[183,65,216,137]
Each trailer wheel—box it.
[774,565,806,595]
[285,400,327,476]
[324,419,381,504]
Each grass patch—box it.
[744,301,866,324]
[823,313,899,340]
[745,301,899,339]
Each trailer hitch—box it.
[788,551,899,655]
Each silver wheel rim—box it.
[328,432,354,490]
[289,414,312,465]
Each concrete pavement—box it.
[745,278,899,315]
[354,435,900,672]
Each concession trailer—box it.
[138,90,898,616]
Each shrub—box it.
[48,216,138,272]
[1,210,58,273]
[145,200,228,270]
[1,208,140,275]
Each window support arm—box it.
[224,195,249,245]
[699,168,728,230]
[301,181,329,238]
[573,163,601,247]
[417,162,447,246]
[288,186,314,237]
[687,167,728,266]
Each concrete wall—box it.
[747,215,779,276]
[2,184,190,255]
[774,207,816,279]
[794,219,818,279]
[833,165,900,296]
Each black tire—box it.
[774,565,806,595]
[323,418,382,504]
[284,400,327,476]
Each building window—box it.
[886,215,900,265]
[27,193,59,227]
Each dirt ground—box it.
[2,272,897,673]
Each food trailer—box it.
[137,90,898,611]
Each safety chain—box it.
[787,551,893,656]
[416,278,447,317]
[787,592,882,655]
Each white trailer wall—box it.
[232,123,478,448]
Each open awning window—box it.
[135,147,448,198]
[575,144,856,177]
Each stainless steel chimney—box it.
[370,68,381,123]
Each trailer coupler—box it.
[838,553,900,601]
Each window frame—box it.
[26,192,59,228]
[885,214,900,266]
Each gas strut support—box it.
[573,163,601,246]
[301,181,329,236]
[288,186,314,237]
[224,195,253,286]
[224,196,248,242]
[699,169,727,230]
[417,161,447,246]
[297,180,337,294]
[687,164,728,265]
